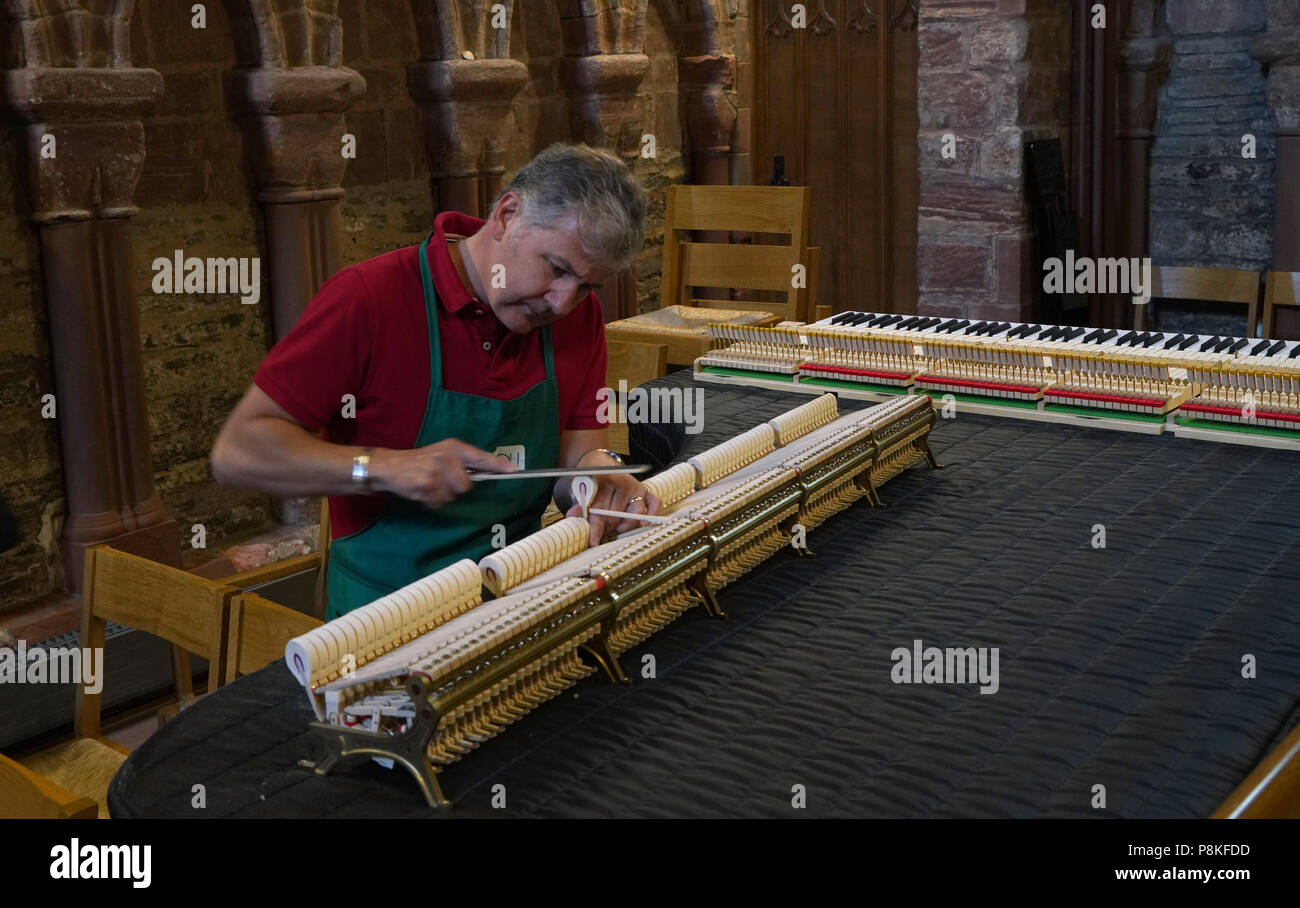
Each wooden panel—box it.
[0,753,98,819]
[680,242,801,292]
[1151,266,1260,305]
[753,0,919,315]
[889,0,920,313]
[670,185,810,234]
[227,593,322,680]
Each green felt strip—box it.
[1175,417,1300,439]
[699,367,795,382]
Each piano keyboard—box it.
[693,312,1300,449]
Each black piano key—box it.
[1116,331,1136,344]
[1213,337,1236,352]
[1267,339,1287,356]
[1140,332,1163,347]
[1289,344,1300,358]
[1083,328,1103,342]
[1229,337,1249,352]
[1098,329,1117,342]
[935,319,959,332]
[830,312,854,324]
[1162,334,1185,349]
[1178,335,1198,350]
[967,321,989,334]
[863,314,889,326]
[1038,325,1060,340]
[1251,340,1270,355]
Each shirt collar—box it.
[428,211,488,313]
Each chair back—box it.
[660,185,814,322]
[78,546,236,736]
[1262,271,1300,339]
[225,592,322,680]
[1139,266,1261,334]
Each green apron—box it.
[324,233,561,618]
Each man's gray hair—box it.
[494,143,647,272]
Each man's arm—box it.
[211,384,514,508]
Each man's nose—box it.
[546,283,581,314]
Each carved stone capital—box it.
[408,59,528,179]
[1,67,162,222]
[227,66,365,201]
[563,54,649,158]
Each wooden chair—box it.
[606,185,817,365]
[604,338,668,455]
[225,592,322,681]
[1137,266,1262,334]
[0,753,97,819]
[1261,271,1300,340]
[660,184,815,321]
[223,498,330,621]
[10,545,237,817]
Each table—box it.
[109,371,1300,817]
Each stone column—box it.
[1,63,176,589]
[227,67,365,339]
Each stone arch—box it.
[222,0,345,68]
[0,0,134,68]
[410,0,515,61]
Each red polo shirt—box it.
[253,211,607,538]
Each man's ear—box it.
[489,192,522,241]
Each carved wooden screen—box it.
[753,0,919,315]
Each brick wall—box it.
[916,0,1072,322]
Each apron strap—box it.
[417,231,444,391]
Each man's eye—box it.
[550,262,566,279]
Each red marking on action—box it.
[801,364,910,381]
[921,376,1041,395]
[1044,389,1163,409]
[1182,403,1300,424]
[595,576,606,590]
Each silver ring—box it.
[628,496,645,504]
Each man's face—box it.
[489,201,611,333]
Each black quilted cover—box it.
[108,371,1300,817]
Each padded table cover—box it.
[109,370,1300,818]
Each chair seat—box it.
[22,736,129,819]
[607,305,780,365]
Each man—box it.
[211,144,660,618]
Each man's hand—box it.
[564,449,662,545]
[372,439,516,508]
